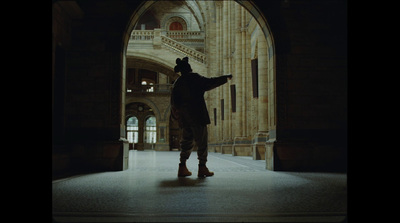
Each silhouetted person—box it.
[171,57,232,177]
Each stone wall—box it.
[206,1,275,162]
[206,0,347,171]
[52,0,135,176]
[258,0,347,171]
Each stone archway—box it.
[125,96,171,151]
[125,103,156,151]
[121,0,277,167]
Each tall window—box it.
[230,84,236,112]
[145,116,157,143]
[127,116,139,143]
[251,59,259,98]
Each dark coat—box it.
[171,72,229,127]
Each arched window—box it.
[127,116,139,143]
[144,116,156,143]
[169,21,183,31]
[165,16,187,31]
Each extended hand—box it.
[227,74,233,80]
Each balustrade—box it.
[129,29,206,64]
[130,30,204,41]
[166,30,204,41]
[130,30,154,41]
[161,35,206,64]
[127,84,173,94]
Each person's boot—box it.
[178,163,192,177]
[198,164,214,178]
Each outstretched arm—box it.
[201,74,233,91]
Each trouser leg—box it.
[180,127,194,164]
[192,125,208,165]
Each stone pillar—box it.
[121,48,127,141]
[267,42,277,138]
[214,1,221,147]
[222,0,229,141]
[234,3,243,136]
[242,8,249,138]
[155,123,169,151]
[136,117,144,150]
[214,2,222,152]
[230,3,252,157]
[252,28,269,160]
[257,30,269,133]
[227,1,233,140]
[153,28,162,49]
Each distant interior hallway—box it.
[52,150,347,222]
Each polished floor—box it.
[52,150,347,222]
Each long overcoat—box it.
[171,72,230,127]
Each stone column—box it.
[242,8,249,138]
[155,123,169,151]
[215,1,222,146]
[136,117,144,151]
[222,0,229,141]
[234,3,243,136]
[267,42,276,136]
[253,29,269,160]
[257,31,269,133]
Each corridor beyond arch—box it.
[121,0,277,168]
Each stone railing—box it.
[161,35,207,64]
[127,84,173,94]
[130,30,204,42]
[130,30,154,41]
[130,29,206,64]
[166,30,204,42]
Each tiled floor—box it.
[52,150,347,222]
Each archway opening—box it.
[127,116,139,144]
[125,102,156,151]
[122,0,276,165]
